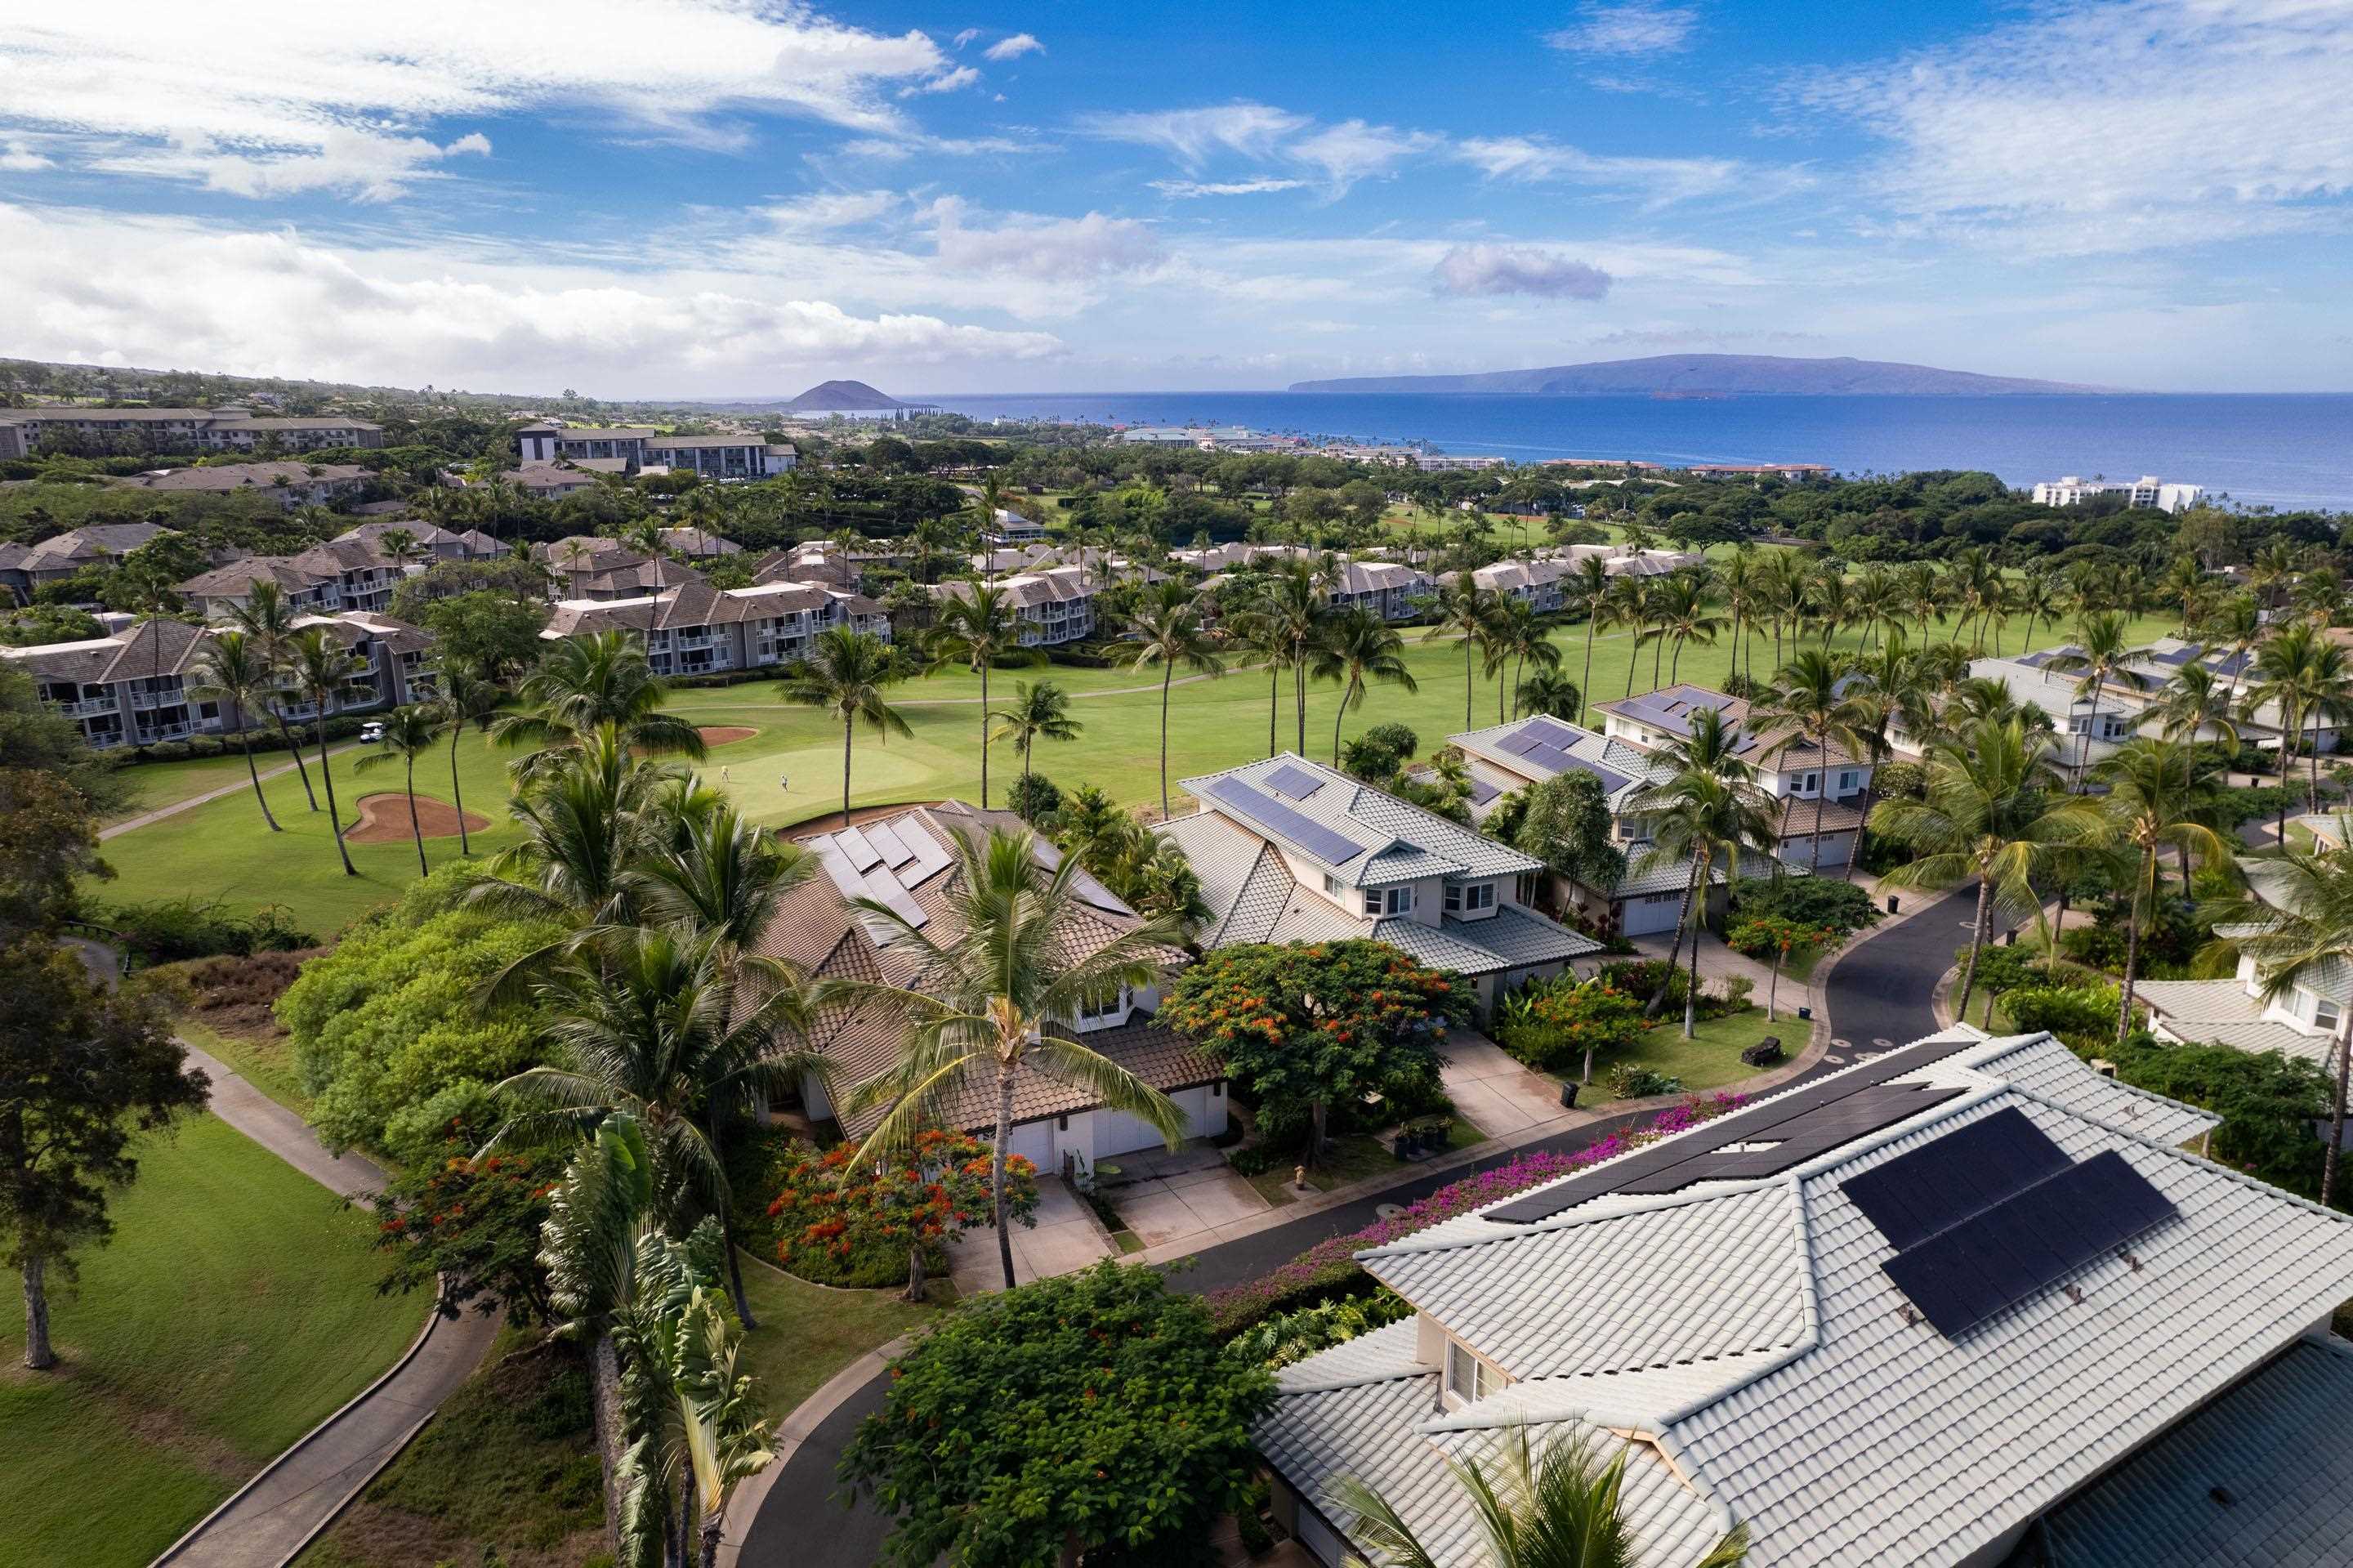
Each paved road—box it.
[740,888,1971,1568]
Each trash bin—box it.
[1797,1006,1813,1021]
[1559,1082,1580,1110]
[1886,895,1900,914]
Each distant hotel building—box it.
[1684,462,1831,480]
[0,405,382,458]
[514,423,797,480]
[2032,475,2204,513]
[1414,453,1508,472]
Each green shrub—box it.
[1494,976,1647,1074]
[1607,1064,1685,1099]
[1221,1287,1413,1364]
[96,896,315,963]
[2003,982,2122,1042]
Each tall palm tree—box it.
[1491,595,1560,722]
[228,579,319,811]
[1624,706,1773,1029]
[502,924,822,1328]
[824,826,1190,1289]
[2248,538,2300,610]
[1850,564,1903,652]
[353,702,448,878]
[1869,717,2104,1021]
[2249,620,2353,822]
[435,659,502,856]
[928,583,1021,808]
[989,679,1082,797]
[1313,607,1419,767]
[1333,1426,1749,1568]
[775,628,910,829]
[2047,610,2144,786]
[1516,669,1582,721]
[2090,739,2230,1046]
[188,628,282,833]
[2154,663,2242,753]
[1947,548,2003,651]
[1752,649,1872,877]
[1260,561,1328,757]
[493,629,707,781]
[1842,634,1933,869]
[1121,582,1226,820]
[1230,600,1297,758]
[1632,762,1779,1038]
[1568,556,1613,722]
[1424,579,1502,730]
[2161,554,2209,637]
[2011,574,2066,659]
[1900,561,1941,647]
[1809,567,1853,650]
[1606,577,1648,700]
[2207,847,2353,1204]
[286,627,368,878]
[1655,574,1727,686]
[467,725,664,940]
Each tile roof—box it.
[2134,979,2342,1065]
[114,462,366,494]
[1,616,212,682]
[1449,715,1669,808]
[1178,753,1541,888]
[1259,1030,2331,1568]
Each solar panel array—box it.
[808,812,953,938]
[1263,762,1328,801]
[1874,1149,2177,1338]
[2149,643,2205,668]
[1520,715,1583,748]
[1483,1036,1979,1224]
[1495,728,1636,794]
[1842,1107,2070,1250]
[1467,777,1502,806]
[1203,776,1366,865]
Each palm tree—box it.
[502,924,822,1328]
[2248,538,2300,610]
[2154,663,2242,753]
[435,659,502,855]
[1842,634,1933,869]
[286,628,368,878]
[1263,562,1328,757]
[1312,607,1418,767]
[1230,600,1297,758]
[188,628,282,833]
[1424,579,1502,730]
[2011,574,2066,658]
[1333,1426,1749,1568]
[1752,649,1872,877]
[1900,561,1941,646]
[2091,739,2230,1046]
[1490,595,1560,722]
[1634,757,1779,1037]
[1851,564,1904,652]
[2207,847,2353,1204]
[1656,574,1727,686]
[824,826,1190,1289]
[989,679,1082,797]
[2296,565,2346,629]
[1947,548,2003,650]
[1121,583,1226,820]
[928,583,1021,808]
[1607,578,1648,700]
[1809,567,1853,649]
[353,703,448,877]
[467,725,664,940]
[2047,610,2145,786]
[492,629,707,780]
[776,628,909,829]
[2161,554,2209,637]
[228,579,319,811]
[1869,717,2105,1021]
[1568,556,1613,722]
[1516,669,1582,721]
[2249,621,2353,823]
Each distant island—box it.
[782,378,904,411]
[1288,354,2116,397]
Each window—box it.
[1076,988,1126,1024]
[1444,1340,1498,1405]
[1797,771,1820,794]
[2316,995,2343,1034]
[1448,882,1494,914]
[1837,769,1860,793]
[1324,873,1342,896]
[1444,884,1461,914]
[1364,887,1411,917]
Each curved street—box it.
[735,887,1967,1568]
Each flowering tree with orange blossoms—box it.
[752,1128,1037,1299]
[1159,940,1469,1162]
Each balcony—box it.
[128,686,185,709]
[61,695,119,716]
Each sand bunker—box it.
[346,793,492,843]
[698,726,758,746]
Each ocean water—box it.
[914,391,2353,512]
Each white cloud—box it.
[1434,244,1613,300]
[1290,120,1441,194]
[952,27,980,48]
[983,33,1044,61]
[0,202,1061,392]
[1454,134,1806,207]
[833,133,1034,162]
[1080,102,1309,166]
[0,3,955,200]
[1150,177,1308,198]
[759,190,901,232]
[900,67,982,98]
[105,129,491,203]
[1545,2,1698,55]
[926,198,1164,279]
[1807,0,2353,254]
[0,140,53,171]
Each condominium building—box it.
[1414,453,1508,472]
[2032,475,2205,513]
[109,461,370,509]
[2,610,432,749]
[174,533,440,621]
[0,406,382,454]
[513,424,795,479]
[542,579,889,678]
[0,522,178,602]
[935,565,1099,646]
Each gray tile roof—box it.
[1179,753,1540,888]
[2034,1335,2353,1568]
[1257,1029,2349,1568]
[2135,979,2341,1065]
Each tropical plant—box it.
[1869,717,2105,1021]
[1424,578,1503,730]
[2152,663,2242,754]
[987,679,1081,795]
[1121,581,1226,819]
[1569,555,1613,723]
[1632,760,1780,1037]
[1516,668,1583,721]
[746,1129,1037,1298]
[1751,648,1872,878]
[492,629,707,781]
[2088,740,2230,1043]
[1655,572,1727,685]
[353,702,449,877]
[285,627,368,877]
[435,658,503,856]
[187,628,282,833]
[225,579,318,811]
[2248,620,2353,820]
[926,582,1021,809]
[1333,1425,1750,1568]
[821,826,1190,1288]
[1313,606,1420,766]
[2046,610,2145,786]
[1490,594,1561,722]
[775,628,910,829]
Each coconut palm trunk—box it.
[840,714,855,829]
[275,705,319,810]
[1683,873,1706,1039]
[1578,616,1596,726]
[234,705,280,831]
[1161,660,1179,819]
[1269,659,1282,757]
[318,722,356,876]
[993,1059,1019,1289]
[403,749,428,877]
[20,1254,53,1370]
[1953,878,1994,1022]
[1645,861,1703,1021]
[448,722,471,855]
[977,658,991,810]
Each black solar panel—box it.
[1482,1036,1985,1223]
[1843,1106,2073,1251]
[1467,777,1502,806]
[1263,762,1326,800]
[1881,1150,2177,1338]
[1521,715,1583,748]
[1202,776,1365,865]
[1497,730,1544,758]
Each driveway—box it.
[1815,886,1971,1056]
[1439,1029,1568,1135]
[1106,1144,1272,1250]
[947,1177,1117,1294]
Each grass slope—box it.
[94,604,2185,931]
[0,1114,423,1567]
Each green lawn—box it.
[101,741,368,823]
[1245,1115,1487,1205]
[1590,1007,1786,1104]
[0,1114,424,1568]
[179,1016,315,1119]
[93,600,2187,931]
[735,1253,947,1416]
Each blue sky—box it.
[1,0,2347,397]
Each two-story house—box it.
[937,566,1099,646]
[542,579,891,678]
[1447,713,1787,936]
[2136,916,2353,1070]
[1157,753,1604,1017]
[1595,684,1874,869]
[1255,1022,2353,1568]
[0,522,180,603]
[763,802,1227,1179]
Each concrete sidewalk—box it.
[100,743,362,841]
[150,1047,502,1567]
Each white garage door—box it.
[1620,889,1684,935]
